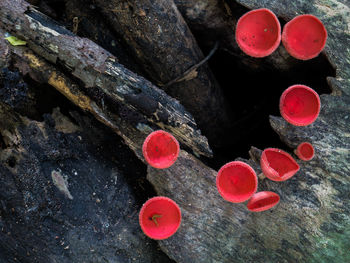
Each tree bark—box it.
[0,0,212,158]
[93,0,233,144]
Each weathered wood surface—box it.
[0,22,149,160]
[0,100,173,262]
[8,45,145,159]
[93,0,232,144]
[146,1,350,262]
[0,0,212,158]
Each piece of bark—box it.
[0,0,212,157]
[0,101,173,263]
[92,0,232,144]
[146,0,350,262]
[8,47,143,158]
[2,39,185,160]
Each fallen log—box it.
[0,0,212,157]
[92,0,233,144]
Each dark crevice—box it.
[0,66,80,123]
[36,0,67,21]
[7,156,17,168]
[22,75,80,124]
[0,132,7,149]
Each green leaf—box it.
[5,36,27,46]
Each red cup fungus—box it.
[216,161,258,203]
[142,130,180,169]
[235,8,281,58]
[247,191,280,212]
[280,85,321,126]
[260,148,300,181]
[295,142,315,161]
[139,196,181,240]
[282,14,327,60]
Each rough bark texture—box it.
[0,102,173,262]
[0,0,212,158]
[146,0,350,262]
[92,0,233,144]
[8,45,145,158]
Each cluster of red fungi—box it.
[139,8,327,240]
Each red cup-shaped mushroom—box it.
[295,142,315,161]
[142,130,180,169]
[247,191,280,212]
[139,196,181,240]
[216,161,258,203]
[282,14,327,60]
[280,85,321,126]
[235,8,281,58]
[261,148,300,181]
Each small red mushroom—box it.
[139,196,181,240]
[260,148,300,181]
[282,14,327,60]
[295,142,315,161]
[280,85,321,126]
[216,161,258,203]
[235,8,281,58]
[142,130,180,169]
[247,191,280,212]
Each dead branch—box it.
[0,0,212,157]
[92,0,233,144]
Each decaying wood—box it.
[146,0,350,262]
[0,0,212,157]
[0,101,172,263]
[8,46,142,158]
[92,0,232,144]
